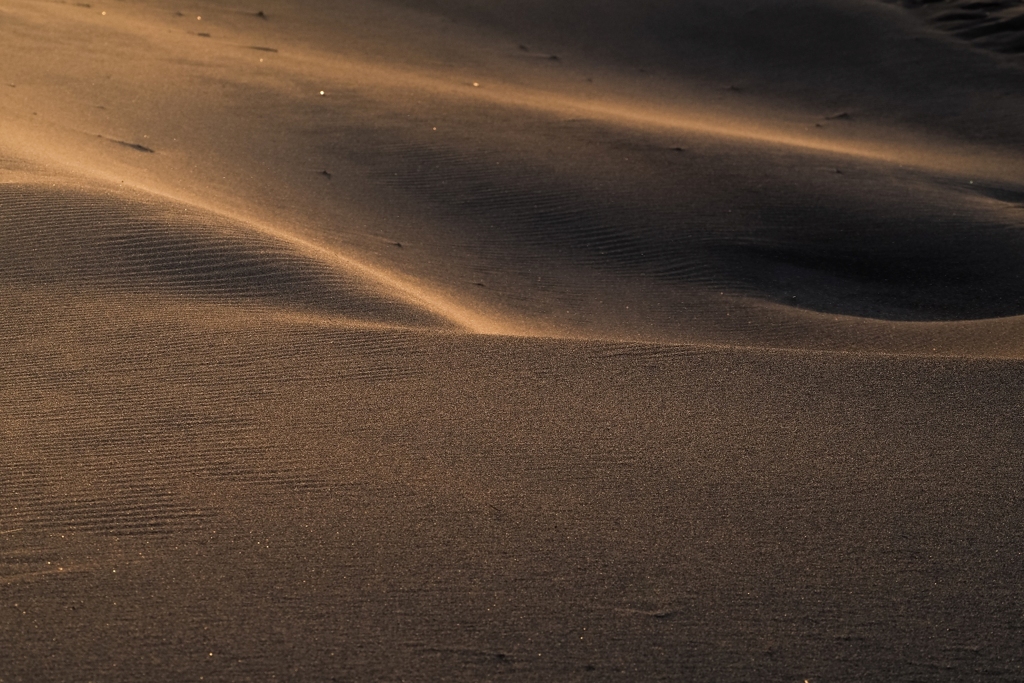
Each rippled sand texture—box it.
[2,0,1024,680]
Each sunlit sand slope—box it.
[0,182,453,328]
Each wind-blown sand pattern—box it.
[888,0,1024,54]
[2,0,1023,680]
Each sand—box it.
[2,0,1023,680]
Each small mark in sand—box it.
[6,83,14,88]
[110,138,155,153]
[250,46,278,52]
[519,44,529,51]
[393,242,403,248]
[255,10,267,19]
[548,54,560,61]
[671,146,687,152]
[724,84,742,92]
[416,645,512,661]
[612,607,678,619]
[75,2,91,7]
[826,111,851,120]
[474,282,486,287]
[197,32,211,37]
[834,168,843,174]
[320,170,332,180]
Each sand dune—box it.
[3,0,1024,680]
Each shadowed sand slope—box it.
[331,120,1024,322]
[3,0,1024,680]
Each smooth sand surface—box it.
[2,0,1024,680]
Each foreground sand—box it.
[2,0,1023,679]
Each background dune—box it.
[2,0,1024,680]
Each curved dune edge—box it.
[3,163,1023,359]
[0,172,530,336]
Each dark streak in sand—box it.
[613,607,679,619]
[111,139,155,153]
[415,645,513,661]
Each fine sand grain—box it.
[2,0,1023,680]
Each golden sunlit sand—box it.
[2,0,1024,679]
